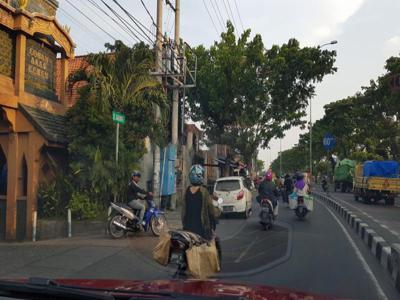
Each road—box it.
[324,189,400,245]
[0,196,399,299]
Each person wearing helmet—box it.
[127,170,152,229]
[257,170,279,208]
[294,172,310,198]
[181,164,219,240]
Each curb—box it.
[314,192,400,293]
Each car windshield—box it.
[215,180,241,191]
[1,1,400,300]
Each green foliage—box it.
[68,192,102,220]
[271,145,308,175]
[278,54,400,172]
[66,41,168,205]
[37,175,72,218]
[188,22,336,163]
[254,159,264,173]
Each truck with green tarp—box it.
[333,159,356,193]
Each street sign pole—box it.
[115,123,119,164]
[112,111,125,202]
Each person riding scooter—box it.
[257,170,279,214]
[321,175,329,193]
[127,171,153,230]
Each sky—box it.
[57,0,400,168]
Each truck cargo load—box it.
[363,161,399,178]
[334,159,356,192]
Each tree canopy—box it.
[188,22,337,163]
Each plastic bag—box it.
[289,192,298,209]
[153,232,171,266]
[304,195,314,211]
[186,239,220,279]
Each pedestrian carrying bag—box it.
[289,192,298,209]
[186,239,220,279]
[153,232,171,266]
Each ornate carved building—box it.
[0,0,74,240]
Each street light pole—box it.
[309,40,338,178]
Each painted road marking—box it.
[234,240,256,263]
[390,230,399,237]
[317,199,388,300]
[381,224,389,229]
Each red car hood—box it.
[45,279,338,300]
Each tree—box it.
[271,145,308,175]
[65,41,168,205]
[296,54,400,165]
[188,22,337,163]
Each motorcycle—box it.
[108,196,166,239]
[322,180,329,193]
[259,198,277,230]
[289,193,312,220]
[168,198,223,278]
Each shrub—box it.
[68,192,102,220]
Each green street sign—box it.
[112,111,126,124]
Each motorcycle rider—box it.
[283,173,294,203]
[294,172,309,200]
[127,171,152,230]
[257,170,279,214]
[321,175,329,193]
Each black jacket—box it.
[127,181,147,201]
[258,180,278,201]
[284,177,294,192]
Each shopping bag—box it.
[153,232,171,266]
[289,192,298,209]
[304,195,314,211]
[186,239,220,279]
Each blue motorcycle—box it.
[108,196,167,239]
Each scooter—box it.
[259,198,277,230]
[294,196,308,220]
[108,195,166,238]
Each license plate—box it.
[223,206,234,212]
[170,252,183,264]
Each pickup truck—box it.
[353,161,400,205]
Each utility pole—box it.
[279,139,282,176]
[170,0,180,210]
[153,0,163,207]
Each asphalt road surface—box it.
[323,189,400,245]
[0,196,399,299]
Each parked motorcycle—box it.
[259,198,277,230]
[108,196,166,239]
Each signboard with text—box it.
[323,133,336,151]
[25,38,57,101]
[112,111,126,124]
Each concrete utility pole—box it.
[170,0,180,210]
[153,0,163,206]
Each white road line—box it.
[317,199,388,300]
[234,240,256,263]
[380,224,389,229]
[390,230,399,237]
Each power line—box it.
[212,0,226,29]
[100,0,150,44]
[140,0,157,27]
[81,0,132,44]
[64,0,117,42]
[87,0,140,44]
[57,7,104,50]
[225,0,238,31]
[111,0,155,42]
[233,0,245,32]
[208,0,224,31]
[202,0,219,36]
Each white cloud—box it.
[306,0,366,45]
[383,35,400,57]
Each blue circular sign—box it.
[323,133,336,150]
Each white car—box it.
[213,176,253,218]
